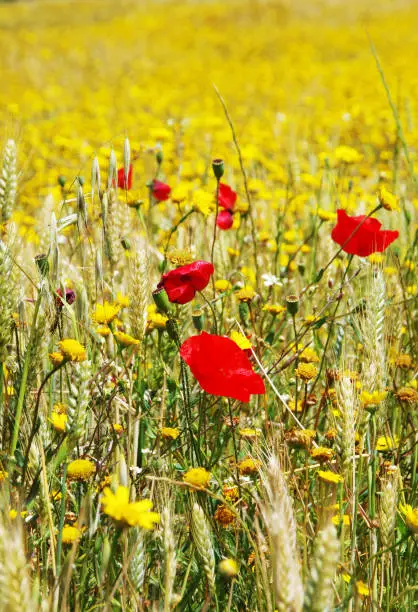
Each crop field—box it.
[0,0,417,610]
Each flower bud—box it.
[57,175,66,188]
[286,294,299,316]
[153,287,170,314]
[120,236,131,251]
[218,558,238,577]
[192,309,204,331]
[238,301,249,325]
[35,253,49,278]
[156,149,163,165]
[212,158,224,180]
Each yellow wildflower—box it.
[62,525,82,544]
[356,581,370,598]
[113,330,140,347]
[215,279,232,292]
[318,470,344,485]
[263,303,286,315]
[49,351,64,366]
[183,467,211,489]
[316,208,336,222]
[50,412,68,433]
[332,514,350,526]
[161,427,180,440]
[227,247,239,257]
[239,428,261,439]
[230,331,252,350]
[310,447,334,462]
[222,485,239,501]
[58,339,87,363]
[96,325,111,337]
[168,248,194,266]
[299,347,319,363]
[218,558,239,577]
[0,470,8,483]
[378,186,399,211]
[214,505,236,527]
[396,354,413,369]
[9,509,28,521]
[235,285,256,302]
[376,435,399,452]
[116,292,130,307]
[399,504,418,534]
[101,486,160,529]
[295,363,318,381]
[335,145,362,164]
[396,387,418,403]
[91,301,120,324]
[360,390,387,408]
[238,457,261,475]
[67,459,95,481]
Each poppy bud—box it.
[153,287,171,314]
[58,175,66,188]
[156,149,163,165]
[192,309,204,331]
[35,253,49,278]
[77,176,85,186]
[286,295,299,316]
[212,158,224,180]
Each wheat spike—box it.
[0,139,17,223]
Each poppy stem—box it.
[199,291,218,335]
[227,400,242,503]
[210,177,221,294]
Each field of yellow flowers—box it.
[0,0,417,610]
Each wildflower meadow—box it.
[0,0,417,610]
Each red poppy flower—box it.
[331,209,399,257]
[216,210,234,230]
[158,261,214,304]
[180,332,265,402]
[152,180,171,201]
[117,165,133,190]
[218,183,237,210]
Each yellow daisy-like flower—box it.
[310,447,334,462]
[334,145,363,165]
[378,186,399,212]
[238,457,261,475]
[53,402,67,414]
[49,351,64,366]
[222,484,239,501]
[112,423,124,434]
[235,285,256,302]
[395,354,413,369]
[183,467,211,489]
[368,253,383,264]
[0,470,8,483]
[67,459,95,481]
[50,412,68,433]
[316,208,337,221]
[96,325,111,337]
[356,580,370,598]
[299,347,319,363]
[116,292,130,308]
[62,525,82,545]
[375,435,399,452]
[215,279,232,292]
[227,247,239,257]
[262,303,286,315]
[58,339,87,363]
[230,331,252,350]
[239,428,261,440]
[113,330,140,347]
[214,505,236,527]
[91,301,120,325]
[396,387,418,403]
[318,470,344,485]
[147,305,168,330]
[168,248,194,267]
[161,426,180,440]
[218,558,239,577]
[295,363,318,381]
[101,486,160,529]
[399,504,418,534]
[360,390,387,408]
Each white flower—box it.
[261,273,282,287]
